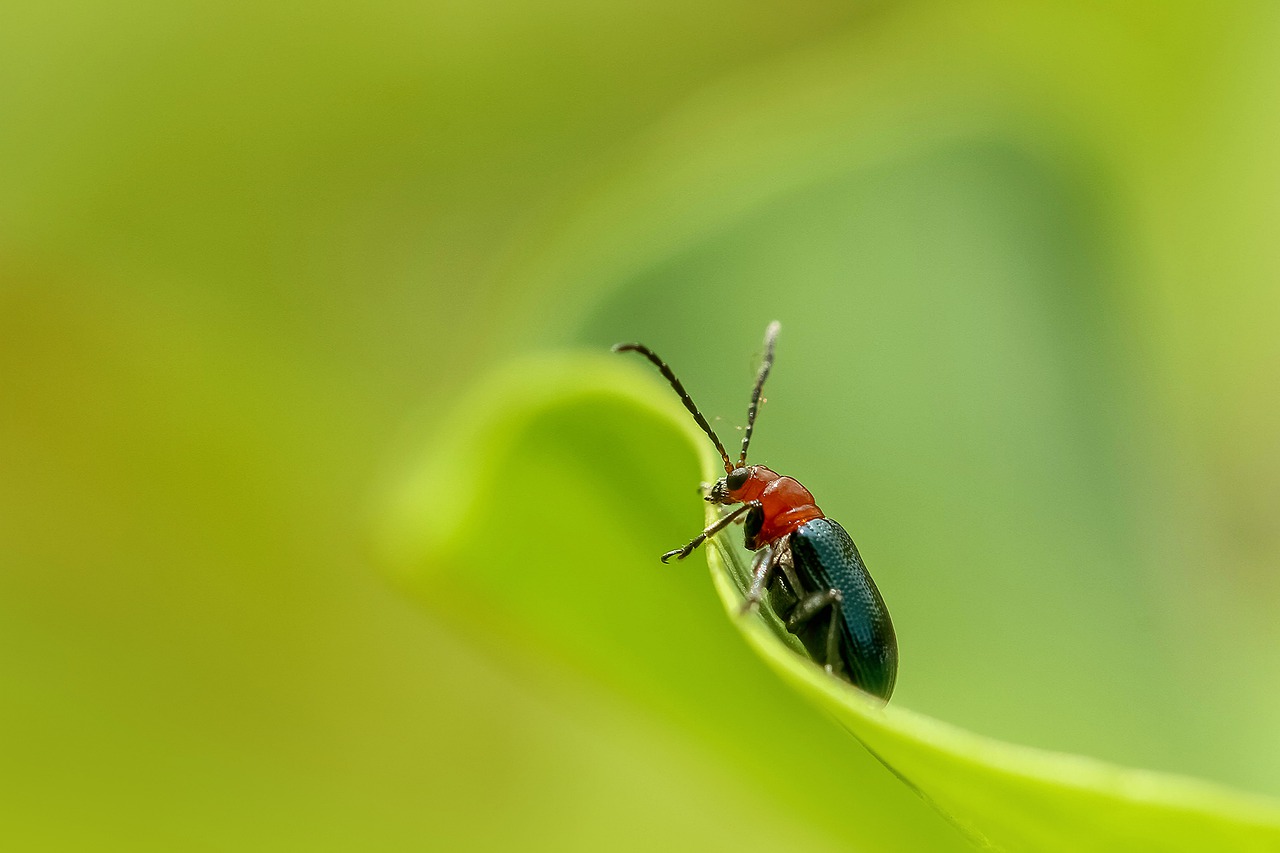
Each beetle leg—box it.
[661,501,758,563]
[824,598,845,677]
[785,588,845,674]
[738,544,777,615]
[776,540,805,599]
[785,588,843,629]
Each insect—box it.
[613,322,897,699]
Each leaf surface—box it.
[380,354,1280,852]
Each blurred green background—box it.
[5,1,1280,849]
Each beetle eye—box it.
[726,467,750,491]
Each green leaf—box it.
[379,354,1280,853]
[710,530,1280,852]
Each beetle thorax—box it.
[716,465,825,547]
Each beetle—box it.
[613,321,897,700]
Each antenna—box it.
[612,341,734,474]
[738,321,779,468]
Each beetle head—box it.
[706,466,751,504]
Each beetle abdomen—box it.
[790,518,897,699]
